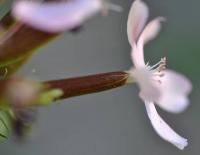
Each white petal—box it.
[132,17,164,68]
[130,68,160,101]
[157,70,192,113]
[131,43,145,68]
[162,70,192,95]
[138,17,165,48]
[145,102,188,150]
[127,0,148,46]
[12,0,102,32]
[158,94,189,114]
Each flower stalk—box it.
[0,71,131,107]
[43,71,130,100]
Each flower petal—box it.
[127,0,148,46]
[130,68,160,101]
[138,17,165,49]
[157,70,192,113]
[145,102,188,150]
[131,43,145,68]
[158,95,189,114]
[12,0,102,32]
[162,70,192,94]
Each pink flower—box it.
[127,0,192,149]
[12,0,104,32]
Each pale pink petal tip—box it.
[157,70,192,113]
[127,0,149,46]
[145,102,188,150]
[138,17,166,45]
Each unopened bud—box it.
[4,78,41,107]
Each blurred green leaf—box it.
[0,110,11,139]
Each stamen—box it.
[150,57,167,85]
[148,61,161,70]
[148,57,167,72]
[158,57,166,72]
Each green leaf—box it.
[0,110,11,139]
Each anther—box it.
[158,57,167,72]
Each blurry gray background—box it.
[0,0,200,154]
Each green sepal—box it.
[36,89,64,106]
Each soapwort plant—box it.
[0,0,192,150]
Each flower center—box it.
[146,57,167,83]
